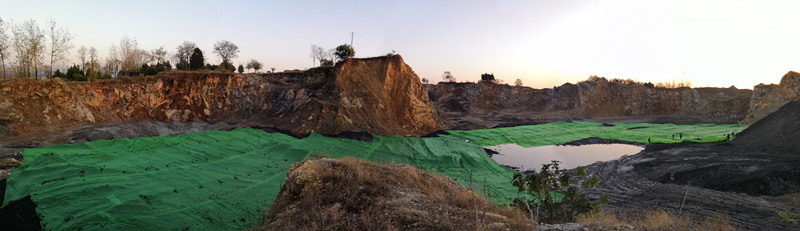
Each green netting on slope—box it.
[2,128,517,230]
[447,121,747,147]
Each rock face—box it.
[0,55,441,147]
[425,78,752,129]
[261,158,531,230]
[741,71,800,124]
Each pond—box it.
[487,143,644,171]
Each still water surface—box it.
[488,143,643,170]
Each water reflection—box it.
[488,143,643,171]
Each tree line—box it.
[0,17,267,81]
[308,44,355,68]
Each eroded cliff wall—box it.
[425,78,752,129]
[741,71,800,124]
[0,55,440,146]
[577,80,751,123]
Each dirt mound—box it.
[425,79,752,130]
[736,99,800,152]
[261,158,531,230]
[742,71,800,124]
[578,98,800,229]
[626,100,800,197]
[0,55,440,147]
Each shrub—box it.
[511,161,608,224]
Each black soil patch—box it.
[561,137,643,146]
[483,148,499,157]
[602,123,615,127]
[0,195,41,231]
[325,131,374,142]
[0,179,5,203]
[252,126,311,139]
[421,130,451,138]
[626,126,648,130]
[252,126,375,142]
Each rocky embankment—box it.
[741,71,800,124]
[583,100,800,230]
[425,78,752,129]
[0,55,440,148]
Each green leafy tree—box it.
[86,70,100,82]
[481,73,495,82]
[334,44,355,61]
[237,64,244,73]
[65,64,86,81]
[246,59,262,73]
[52,69,64,78]
[320,58,334,67]
[511,161,608,224]
[189,48,204,70]
[219,61,235,72]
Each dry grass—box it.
[579,210,734,231]
[260,157,532,230]
[779,193,800,207]
[700,213,734,231]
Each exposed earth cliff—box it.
[0,55,440,148]
[425,78,752,129]
[741,71,800,124]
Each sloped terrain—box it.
[583,100,800,230]
[261,158,531,230]
[0,128,519,230]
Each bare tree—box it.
[118,36,139,76]
[152,46,167,64]
[46,19,73,78]
[105,44,120,78]
[442,71,456,82]
[13,19,45,79]
[514,78,523,86]
[213,40,239,65]
[246,59,262,73]
[88,47,98,72]
[77,46,87,71]
[174,41,196,70]
[0,17,9,79]
[139,49,153,65]
[310,45,325,67]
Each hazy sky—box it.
[2,0,799,88]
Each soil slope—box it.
[425,78,752,129]
[0,55,440,147]
[584,100,800,230]
[261,158,531,230]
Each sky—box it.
[2,0,799,89]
